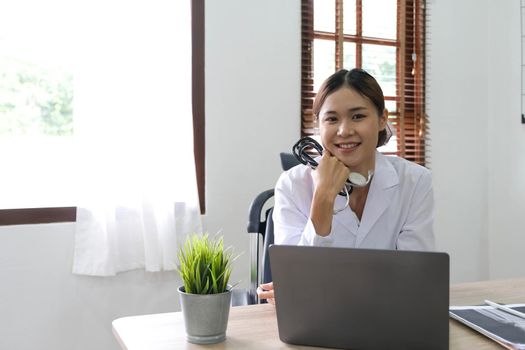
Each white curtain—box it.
[72,0,201,276]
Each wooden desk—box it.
[113,278,525,350]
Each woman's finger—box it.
[256,286,276,305]
[259,282,273,290]
[257,286,275,299]
[257,290,275,299]
[257,282,275,301]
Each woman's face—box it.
[318,86,387,174]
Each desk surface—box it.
[112,277,525,350]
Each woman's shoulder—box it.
[277,163,311,182]
[276,163,313,191]
[382,153,430,177]
[378,153,432,190]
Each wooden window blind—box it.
[301,0,428,165]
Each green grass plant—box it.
[177,234,234,294]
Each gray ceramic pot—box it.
[178,286,232,344]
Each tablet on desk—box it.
[269,245,450,350]
[450,304,525,350]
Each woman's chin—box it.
[333,146,358,160]
[339,151,376,173]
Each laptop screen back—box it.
[269,245,449,350]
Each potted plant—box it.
[176,234,235,344]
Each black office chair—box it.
[241,152,300,305]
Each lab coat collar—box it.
[369,151,399,190]
[333,151,399,244]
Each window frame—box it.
[0,0,206,225]
[192,0,206,215]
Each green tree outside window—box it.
[0,57,73,136]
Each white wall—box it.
[486,0,525,279]
[0,223,180,350]
[1,1,525,349]
[204,0,301,286]
[427,0,491,282]
[428,0,525,282]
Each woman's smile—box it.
[335,142,360,151]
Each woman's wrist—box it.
[312,186,337,204]
[310,190,335,236]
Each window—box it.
[0,0,206,225]
[301,0,428,165]
[0,0,77,216]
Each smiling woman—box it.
[257,68,435,303]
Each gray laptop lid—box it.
[269,245,449,350]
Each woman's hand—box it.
[310,151,350,235]
[256,282,275,305]
[312,150,350,198]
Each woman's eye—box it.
[352,114,366,120]
[324,116,338,123]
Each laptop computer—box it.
[269,245,449,350]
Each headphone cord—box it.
[292,136,353,198]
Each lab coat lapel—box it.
[355,152,399,246]
[333,196,359,234]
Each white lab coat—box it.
[273,151,435,251]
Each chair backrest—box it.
[245,189,274,305]
[280,152,301,171]
[246,189,274,235]
[261,207,274,284]
[243,152,298,304]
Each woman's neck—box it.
[347,152,376,178]
[350,184,370,221]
